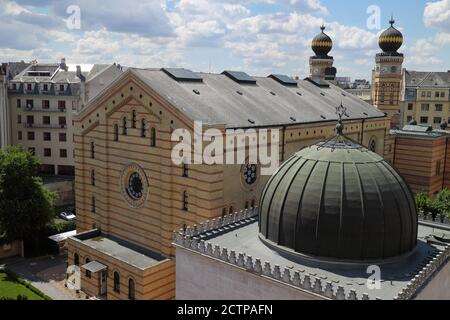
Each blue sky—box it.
[0,0,449,80]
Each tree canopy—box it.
[0,146,56,243]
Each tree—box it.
[0,146,56,244]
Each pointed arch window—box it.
[74,253,79,266]
[183,191,189,211]
[132,110,137,128]
[114,272,120,293]
[128,279,135,300]
[90,142,95,159]
[150,127,156,147]
[114,124,119,141]
[91,169,95,186]
[123,117,127,135]
[141,119,146,137]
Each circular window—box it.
[120,163,149,208]
[127,172,144,200]
[242,163,258,186]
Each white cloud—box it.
[424,0,450,30]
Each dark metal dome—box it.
[312,25,333,57]
[259,132,418,262]
[379,18,403,53]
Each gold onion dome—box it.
[379,18,403,53]
[312,25,333,57]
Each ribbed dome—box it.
[379,18,403,53]
[259,133,418,262]
[312,25,333,57]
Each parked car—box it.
[59,212,76,221]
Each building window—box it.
[427,91,431,98]
[59,84,65,92]
[58,101,66,111]
[114,272,120,294]
[59,116,66,127]
[27,115,34,125]
[43,84,48,91]
[43,116,50,125]
[132,110,137,128]
[60,149,67,158]
[390,66,397,73]
[150,128,156,147]
[74,253,79,266]
[435,104,443,112]
[421,91,426,98]
[182,161,189,178]
[91,170,95,186]
[408,103,413,111]
[59,133,67,142]
[435,92,440,98]
[420,117,429,124]
[123,117,127,135]
[128,279,135,300]
[27,83,32,91]
[369,137,377,152]
[229,206,234,214]
[114,124,119,141]
[18,131,22,140]
[17,99,21,108]
[441,92,445,98]
[44,148,51,157]
[141,119,146,137]
[183,191,189,211]
[251,199,256,208]
[434,117,442,124]
[91,142,95,159]
[421,104,430,111]
[91,196,96,213]
[222,208,227,217]
[436,160,442,176]
[26,100,33,108]
[42,100,50,109]
[12,84,17,90]
[85,258,91,278]
[17,115,21,124]
[27,132,35,141]
[43,132,51,141]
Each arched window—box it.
[182,162,189,177]
[183,191,189,211]
[128,278,135,300]
[85,258,91,278]
[369,137,377,152]
[114,124,119,142]
[141,119,146,137]
[113,272,120,293]
[251,199,256,208]
[132,110,137,128]
[74,253,79,266]
[91,169,95,186]
[245,201,249,210]
[391,66,397,74]
[123,117,127,135]
[229,206,234,214]
[150,128,156,147]
[90,142,95,159]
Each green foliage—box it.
[416,189,450,221]
[0,146,56,244]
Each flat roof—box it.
[196,220,448,300]
[72,233,166,270]
[82,261,107,273]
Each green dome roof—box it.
[379,18,403,53]
[312,25,333,57]
[259,134,418,262]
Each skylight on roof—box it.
[222,71,256,84]
[305,77,330,88]
[269,74,298,86]
[162,68,203,82]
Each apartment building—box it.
[7,59,124,176]
[401,70,450,129]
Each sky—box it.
[0,0,449,80]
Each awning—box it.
[82,261,107,273]
[48,230,77,243]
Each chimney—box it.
[60,58,67,71]
[76,65,82,77]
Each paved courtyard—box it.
[5,255,81,300]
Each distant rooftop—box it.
[405,70,450,88]
[391,125,450,139]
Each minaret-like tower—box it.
[372,17,404,129]
[309,25,336,80]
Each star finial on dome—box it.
[320,24,326,32]
[389,14,395,26]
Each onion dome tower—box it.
[259,105,418,262]
[309,25,336,81]
[378,18,403,54]
[372,17,405,130]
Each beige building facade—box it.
[7,60,123,176]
